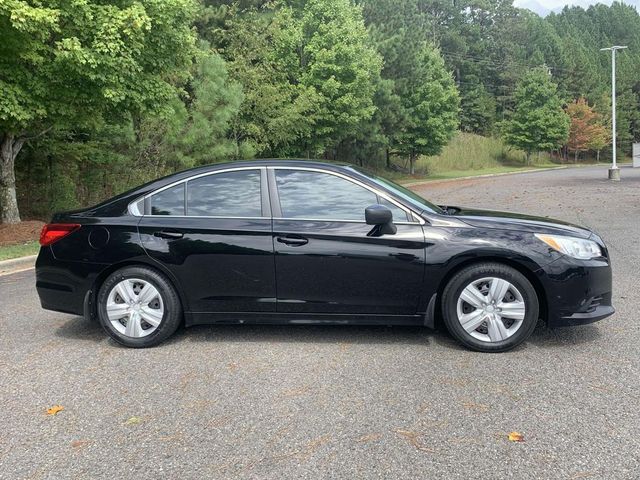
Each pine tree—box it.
[394,46,460,174]
[502,68,570,164]
[361,0,459,174]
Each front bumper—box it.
[559,304,615,326]
[538,255,614,328]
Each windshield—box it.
[349,167,443,214]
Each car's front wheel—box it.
[441,263,539,352]
[97,266,182,348]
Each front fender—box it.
[418,226,555,316]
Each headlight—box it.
[535,234,602,259]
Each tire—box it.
[97,266,182,348]
[441,262,539,353]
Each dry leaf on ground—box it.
[508,431,525,442]
[46,405,64,415]
[71,440,90,449]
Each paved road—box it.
[1,166,639,479]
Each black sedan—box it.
[35,160,614,352]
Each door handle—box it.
[276,235,309,246]
[154,230,184,240]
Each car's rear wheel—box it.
[97,266,182,348]
[441,263,539,352]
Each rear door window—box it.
[150,184,185,216]
[187,170,262,217]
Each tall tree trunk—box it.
[409,152,416,175]
[597,150,600,163]
[525,151,531,165]
[574,150,578,163]
[0,133,25,224]
[386,148,391,169]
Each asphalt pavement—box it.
[1,165,639,479]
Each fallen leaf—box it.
[124,416,142,425]
[46,405,64,415]
[508,431,525,442]
[71,440,90,449]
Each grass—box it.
[381,132,560,182]
[419,132,555,172]
[405,164,559,182]
[0,241,40,261]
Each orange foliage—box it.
[566,98,608,160]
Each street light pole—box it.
[600,45,627,181]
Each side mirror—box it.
[365,204,397,235]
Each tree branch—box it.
[19,126,53,142]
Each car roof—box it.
[148,159,357,186]
[179,158,351,173]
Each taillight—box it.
[39,223,81,246]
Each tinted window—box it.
[276,170,378,221]
[187,170,262,217]
[151,184,184,215]
[379,197,409,221]
[349,166,443,214]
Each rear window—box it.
[187,170,262,217]
[150,184,184,215]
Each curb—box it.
[400,166,570,188]
[0,254,37,276]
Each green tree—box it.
[217,6,320,157]
[459,79,497,135]
[215,0,381,158]
[502,68,569,164]
[343,77,405,167]
[0,0,198,223]
[587,125,611,164]
[135,50,246,171]
[361,0,459,173]
[359,0,423,165]
[547,2,640,156]
[394,46,460,174]
[293,0,382,155]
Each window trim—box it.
[269,166,425,225]
[130,166,269,219]
[128,165,425,225]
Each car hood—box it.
[444,206,593,239]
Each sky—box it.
[514,0,611,8]
[513,0,639,16]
